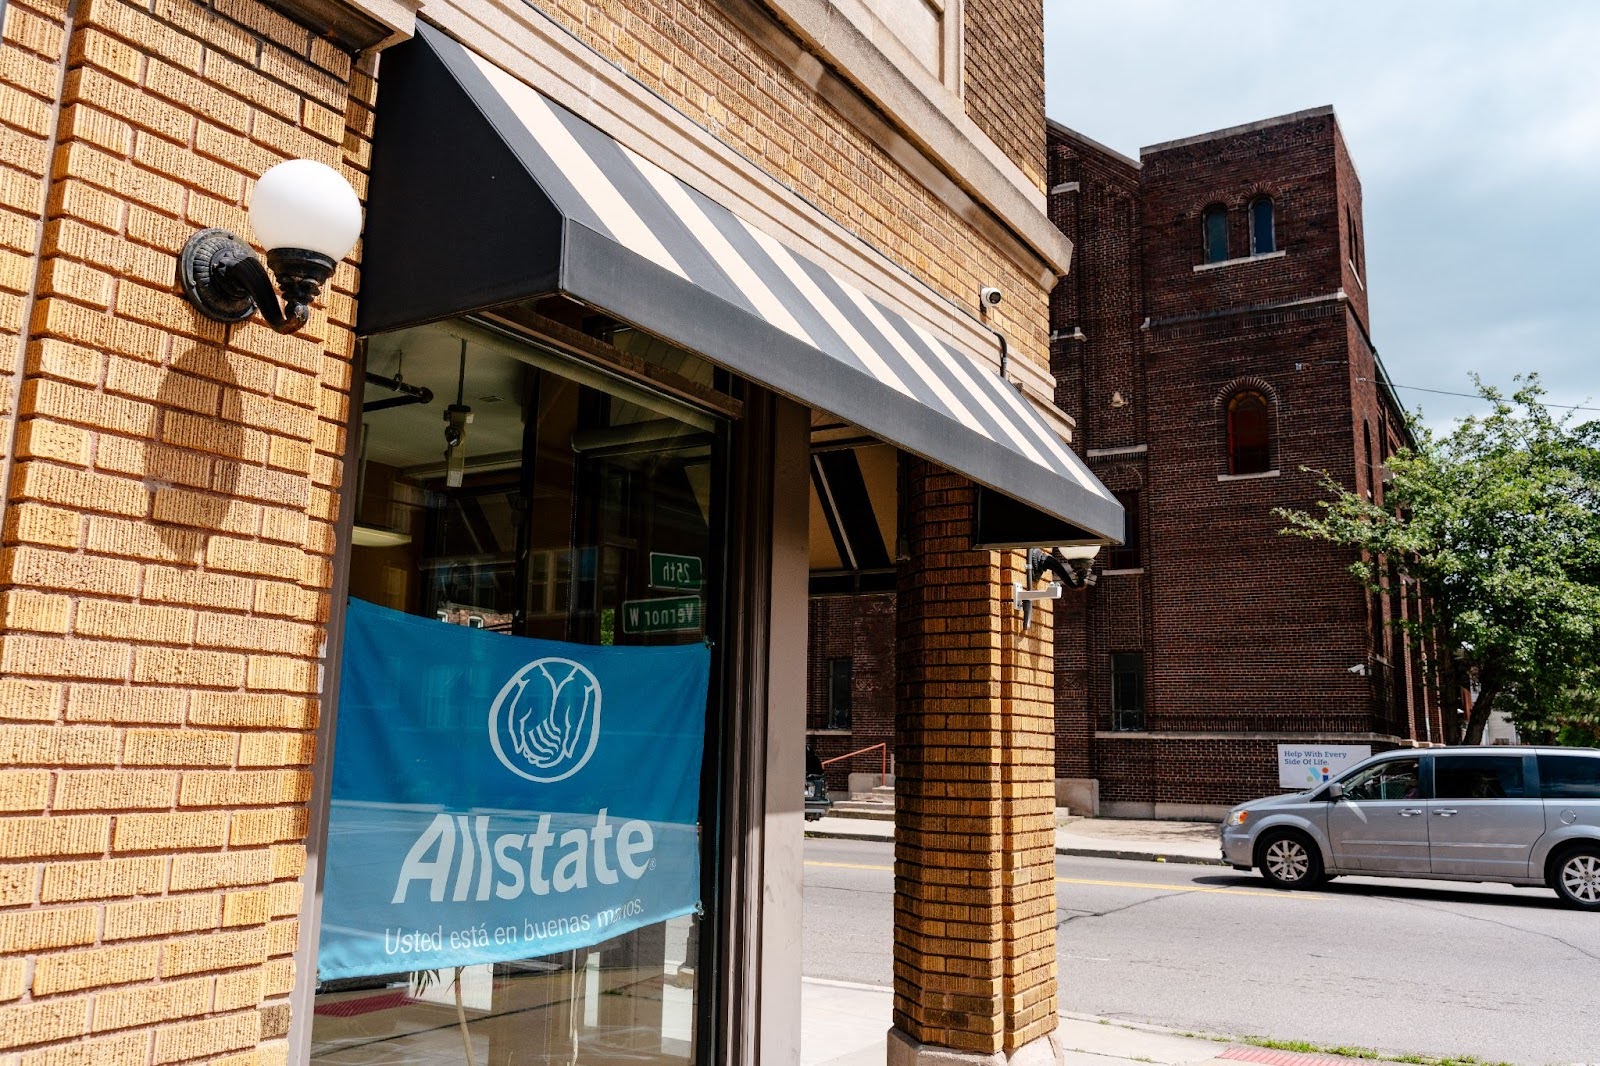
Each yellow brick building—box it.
[0,0,1120,1063]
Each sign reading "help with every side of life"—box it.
[317,598,710,981]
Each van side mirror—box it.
[1327,782,1344,801]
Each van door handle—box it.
[1399,808,1423,817]
[1433,809,1458,817]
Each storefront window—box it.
[311,317,726,1064]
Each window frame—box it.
[826,656,853,731]
[293,319,745,1063]
[1339,756,1421,802]
[1538,754,1600,800]
[1201,203,1229,264]
[1225,389,1272,475]
[1249,196,1275,255]
[1433,754,1528,801]
[1106,490,1140,571]
[1110,651,1145,732]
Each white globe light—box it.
[248,159,362,261]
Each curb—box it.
[805,828,893,843]
[807,827,1228,867]
[1055,846,1226,867]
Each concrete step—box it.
[827,804,895,822]
[869,784,895,797]
[839,796,893,808]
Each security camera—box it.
[1347,663,1368,676]
[979,286,1003,309]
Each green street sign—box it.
[649,552,703,591]
[621,595,702,634]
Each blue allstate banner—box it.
[317,598,709,980]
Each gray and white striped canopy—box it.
[361,24,1122,544]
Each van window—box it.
[1435,755,1526,800]
[1539,754,1600,800]
[1342,758,1419,801]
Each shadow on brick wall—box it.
[149,340,243,559]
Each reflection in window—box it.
[1202,204,1229,264]
[1226,391,1271,475]
[1111,652,1144,731]
[1539,755,1600,799]
[1342,758,1419,802]
[317,317,726,1065]
[1435,756,1525,800]
[1249,196,1275,255]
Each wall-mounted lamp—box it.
[178,159,362,335]
[1014,545,1100,627]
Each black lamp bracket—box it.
[1013,547,1096,628]
[177,228,335,335]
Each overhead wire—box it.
[1355,378,1600,415]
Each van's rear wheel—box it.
[1551,845,1600,911]
[1257,830,1323,890]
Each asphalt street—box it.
[802,837,1600,1066]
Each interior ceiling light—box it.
[351,525,413,548]
[177,159,362,334]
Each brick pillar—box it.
[890,461,1060,1064]
[0,0,371,1059]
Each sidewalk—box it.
[806,809,1226,866]
[801,978,1415,1066]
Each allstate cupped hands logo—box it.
[488,657,602,783]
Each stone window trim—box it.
[424,0,1068,413]
[269,0,422,48]
[1193,249,1288,273]
[1216,377,1278,477]
[757,0,1067,272]
[831,0,963,96]
[753,0,1070,273]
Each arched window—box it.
[1249,197,1275,255]
[1227,391,1271,474]
[1202,204,1228,263]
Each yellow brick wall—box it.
[0,0,370,1060]
[518,0,1051,374]
[893,462,1058,1055]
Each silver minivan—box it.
[1222,746,1600,909]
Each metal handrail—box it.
[819,741,888,780]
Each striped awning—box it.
[361,24,1122,544]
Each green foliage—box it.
[1278,376,1600,743]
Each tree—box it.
[1279,376,1600,745]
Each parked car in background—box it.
[805,745,831,821]
[1222,746,1600,909]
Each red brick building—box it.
[808,107,1449,815]
[1050,107,1448,816]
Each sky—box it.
[1042,1,1600,431]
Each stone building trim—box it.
[1192,248,1286,272]
[758,0,1070,277]
[1141,104,1337,156]
[264,0,420,49]
[423,0,1067,418]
